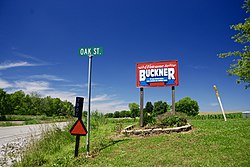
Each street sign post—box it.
[79,47,103,155]
[70,97,87,157]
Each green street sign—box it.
[79,47,103,56]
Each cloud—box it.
[29,74,67,82]
[0,79,12,88]
[43,90,78,102]
[13,81,51,93]
[83,94,129,113]
[8,80,77,102]
[91,99,129,113]
[91,94,112,102]
[0,61,39,70]
[13,52,50,65]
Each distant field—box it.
[199,111,242,115]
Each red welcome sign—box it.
[136,60,179,88]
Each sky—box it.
[0,0,249,113]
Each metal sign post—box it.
[86,55,92,155]
[79,47,103,155]
[172,86,175,114]
[213,85,227,121]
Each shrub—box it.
[175,97,199,116]
[143,110,156,126]
[157,112,187,127]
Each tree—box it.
[104,112,114,118]
[113,111,120,118]
[153,101,169,116]
[129,102,139,118]
[144,102,154,114]
[218,0,250,89]
[0,89,8,119]
[175,97,199,116]
[8,90,25,115]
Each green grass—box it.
[14,118,250,167]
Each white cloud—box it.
[0,79,12,88]
[91,100,129,113]
[43,90,78,102]
[82,94,129,113]
[14,81,51,93]
[0,61,39,70]
[91,94,112,102]
[29,74,66,81]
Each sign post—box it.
[70,97,87,157]
[213,85,227,121]
[79,47,103,155]
[172,86,175,114]
[136,60,179,127]
[140,88,144,127]
[86,55,92,155]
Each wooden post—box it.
[172,86,175,114]
[140,87,144,127]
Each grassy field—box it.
[13,117,250,167]
[198,111,242,115]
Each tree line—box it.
[104,97,199,118]
[0,89,74,119]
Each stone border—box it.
[121,124,192,136]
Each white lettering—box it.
[168,68,175,79]
[87,48,91,55]
[146,70,151,77]
[139,70,146,81]
[139,68,176,81]
[158,69,163,76]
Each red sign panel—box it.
[70,119,88,136]
[136,60,179,88]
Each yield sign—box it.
[70,119,88,136]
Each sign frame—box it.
[136,60,179,88]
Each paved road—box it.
[0,122,68,166]
[0,122,68,146]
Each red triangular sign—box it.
[70,119,88,136]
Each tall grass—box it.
[13,123,75,167]
[13,112,133,167]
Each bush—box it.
[175,97,199,116]
[143,111,156,126]
[157,112,187,127]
